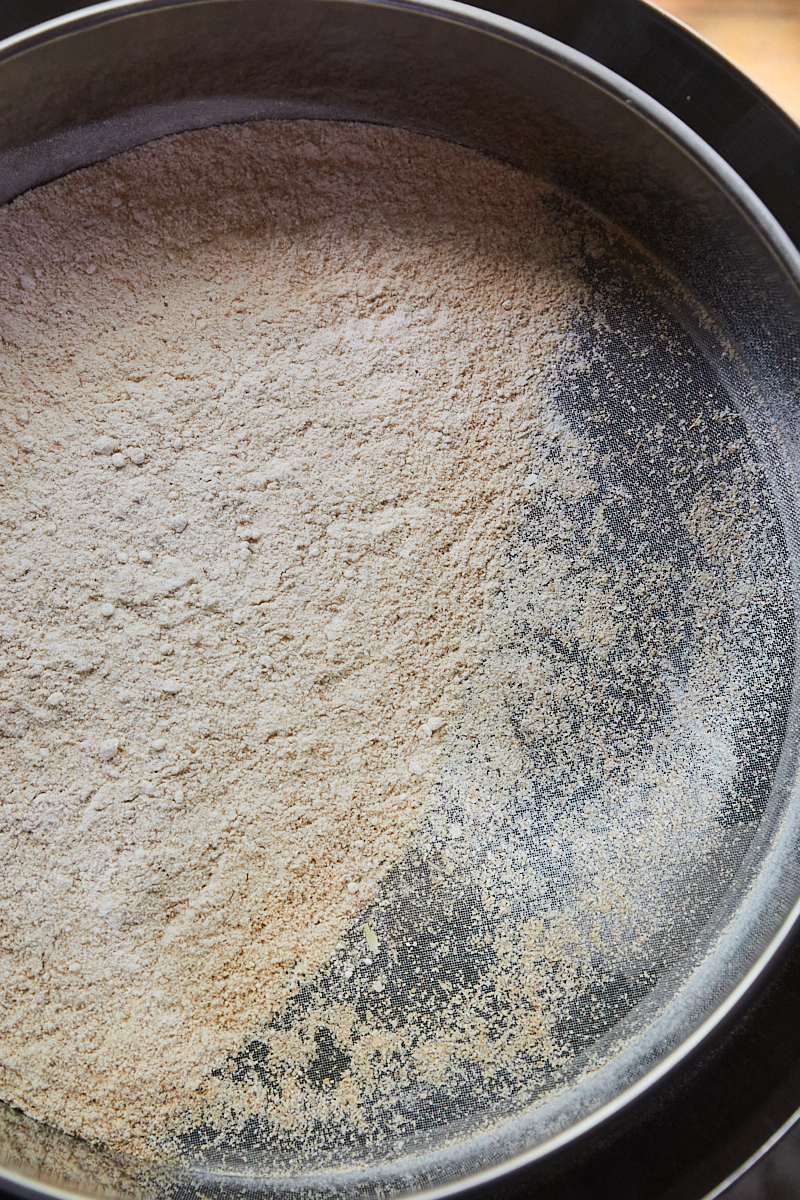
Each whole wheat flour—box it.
[0,120,791,1179]
[0,121,585,1154]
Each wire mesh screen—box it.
[145,212,797,1197]
[0,143,798,1200]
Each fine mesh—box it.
[1,146,799,1200]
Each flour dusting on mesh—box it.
[0,120,792,1187]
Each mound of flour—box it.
[0,121,583,1152]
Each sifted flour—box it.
[1,119,789,1179]
[0,121,584,1153]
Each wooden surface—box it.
[650,0,800,122]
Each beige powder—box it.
[0,121,583,1154]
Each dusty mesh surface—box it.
[0,120,795,1198]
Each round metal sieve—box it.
[1,2,800,1198]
